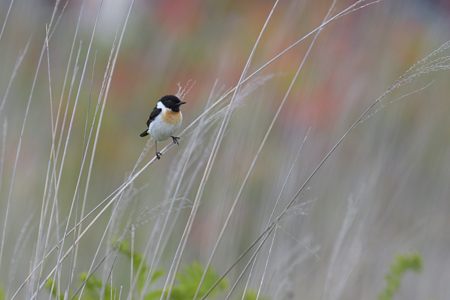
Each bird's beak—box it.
[178,101,187,106]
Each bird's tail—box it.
[139,130,149,137]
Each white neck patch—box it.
[156,101,166,110]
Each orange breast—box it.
[162,110,182,125]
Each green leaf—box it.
[102,284,118,300]
[170,262,228,300]
[115,240,163,292]
[78,272,118,300]
[243,290,257,300]
[378,253,422,300]
[242,289,269,300]
[144,290,163,300]
[144,262,228,300]
[44,279,65,300]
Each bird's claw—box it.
[171,136,180,145]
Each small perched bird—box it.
[140,95,186,159]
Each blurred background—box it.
[0,0,449,299]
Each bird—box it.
[140,95,186,159]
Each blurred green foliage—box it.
[242,289,269,300]
[115,240,164,293]
[164,262,226,300]
[45,240,258,300]
[1,1,448,299]
[378,253,423,300]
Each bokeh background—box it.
[0,0,450,299]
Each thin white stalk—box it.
[224,227,275,300]
[0,38,31,114]
[165,1,280,299]
[53,3,84,167]
[33,43,81,282]
[254,132,310,300]
[359,81,434,124]
[0,0,15,45]
[51,0,103,213]
[106,141,154,298]
[53,0,379,262]
[78,0,134,234]
[322,196,359,300]
[105,77,152,298]
[255,228,277,300]
[63,204,134,300]
[38,39,81,262]
[0,32,49,279]
[31,0,81,296]
[30,0,133,298]
[45,25,55,137]
[0,120,6,196]
[199,224,274,300]
[70,250,114,299]
[62,39,114,285]
[43,0,105,293]
[67,61,102,286]
[13,164,141,299]
[211,39,450,300]
[12,2,383,293]
[5,213,34,299]
[92,83,213,298]
[57,16,116,300]
[136,82,220,300]
[240,250,259,300]
[41,25,65,293]
[130,225,136,299]
[77,177,124,300]
[56,51,100,294]
[32,4,82,292]
[75,0,135,296]
[48,0,70,39]
[180,0,381,139]
[195,0,335,293]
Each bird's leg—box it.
[171,136,180,145]
[155,141,161,159]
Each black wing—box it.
[146,107,162,127]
